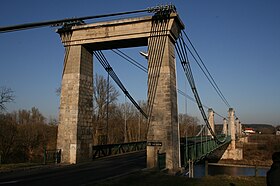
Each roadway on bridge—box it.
[0,151,146,186]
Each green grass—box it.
[93,170,266,186]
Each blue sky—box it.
[0,0,279,125]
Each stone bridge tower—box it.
[56,12,184,172]
[207,108,215,136]
[221,108,243,160]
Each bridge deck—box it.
[90,135,231,169]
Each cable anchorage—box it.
[51,19,85,27]
[148,4,177,14]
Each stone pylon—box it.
[221,108,243,160]
[235,118,240,137]
[207,108,215,136]
[239,121,242,135]
[146,14,184,173]
[228,108,235,142]
[56,12,184,171]
[56,44,93,164]
[222,118,227,135]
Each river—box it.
[193,163,270,178]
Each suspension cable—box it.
[93,50,148,119]
[111,48,229,118]
[182,31,231,108]
[196,125,206,137]
[111,49,148,73]
[0,4,176,33]
[146,15,170,133]
[180,36,230,109]
[214,111,226,119]
[175,34,227,144]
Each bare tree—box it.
[0,87,15,112]
[55,74,120,119]
[93,74,120,144]
[107,104,124,144]
[54,74,120,145]
[117,101,148,143]
[93,74,119,120]
[16,107,47,162]
[0,107,58,163]
[179,114,199,137]
[0,114,17,163]
[30,107,45,124]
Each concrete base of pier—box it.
[221,141,243,160]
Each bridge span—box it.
[0,152,146,186]
[0,4,245,174]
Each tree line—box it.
[91,74,199,145]
[0,76,199,164]
[0,107,57,163]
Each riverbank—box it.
[218,134,280,167]
[218,158,272,167]
[93,170,266,186]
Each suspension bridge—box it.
[0,4,246,174]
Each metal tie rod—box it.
[0,4,176,33]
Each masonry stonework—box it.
[222,118,228,135]
[207,108,215,136]
[221,108,243,160]
[56,13,184,171]
[147,35,180,172]
[57,45,93,164]
[228,108,235,141]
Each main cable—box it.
[111,49,148,73]
[175,35,227,144]
[93,50,148,119]
[0,4,176,33]
[180,35,230,109]
[182,31,231,108]
[112,48,227,119]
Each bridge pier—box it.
[207,108,215,136]
[221,108,243,160]
[235,118,240,137]
[146,16,184,173]
[239,121,242,136]
[57,44,93,164]
[222,118,227,135]
[236,118,243,137]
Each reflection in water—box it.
[194,164,269,178]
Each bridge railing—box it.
[180,135,231,166]
[92,141,146,159]
[43,149,61,164]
